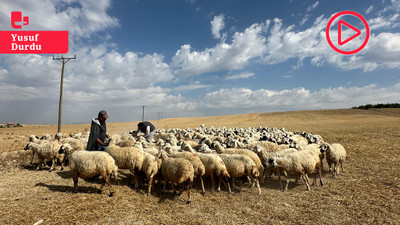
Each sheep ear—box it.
[24,144,29,150]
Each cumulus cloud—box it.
[197,83,400,112]
[171,21,268,76]
[211,14,225,39]
[225,72,254,80]
[174,83,211,91]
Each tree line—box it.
[351,103,400,110]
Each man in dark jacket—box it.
[87,110,109,151]
[136,121,155,142]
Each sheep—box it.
[59,137,86,165]
[266,146,325,191]
[194,152,231,192]
[181,142,196,153]
[321,143,346,177]
[24,141,63,172]
[165,147,206,195]
[68,150,118,196]
[141,152,161,196]
[158,150,194,204]
[116,139,135,147]
[106,142,145,189]
[40,134,52,140]
[253,145,297,181]
[218,154,261,195]
[213,142,264,186]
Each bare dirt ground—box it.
[0,109,399,224]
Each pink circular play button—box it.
[326,11,370,55]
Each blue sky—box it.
[1,0,400,124]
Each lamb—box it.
[194,152,231,192]
[218,154,261,195]
[24,141,63,172]
[106,142,145,189]
[68,150,118,196]
[266,146,324,191]
[165,147,206,195]
[158,150,194,204]
[321,143,346,177]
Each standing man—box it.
[87,110,109,151]
[137,121,156,142]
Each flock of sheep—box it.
[24,125,347,204]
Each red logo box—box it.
[0,31,68,54]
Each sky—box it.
[1,0,400,124]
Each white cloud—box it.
[300,14,309,25]
[366,5,374,14]
[225,72,255,80]
[0,69,8,81]
[174,84,211,91]
[211,14,225,39]
[307,1,319,12]
[197,83,400,112]
[172,21,268,77]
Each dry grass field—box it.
[0,108,399,224]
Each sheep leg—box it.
[224,176,232,194]
[186,182,192,204]
[283,171,289,192]
[104,174,114,197]
[277,170,283,190]
[317,166,324,186]
[333,163,338,178]
[199,176,206,195]
[36,158,43,171]
[302,174,311,191]
[48,158,55,172]
[340,162,345,173]
[73,176,78,193]
[30,151,35,165]
[334,163,339,177]
[211,173,217,192]
[162,178,168,193]
[147,174,154,196]
[254,177,261,195]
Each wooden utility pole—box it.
[53,55,76,133]
[142,105,145,121]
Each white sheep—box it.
[254,145,297,181]
[141,152,161,196]
[194,152,231,192]
[213,142,264,186]
[165,147,206,195]
[267,146,324,191]
[158,150,194,204]
[218,154,261,195]
[68,150,118,196]
[321,143,347,177]
[106,142,145,189]
[24,141,63,172]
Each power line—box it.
[53,55,76,133]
